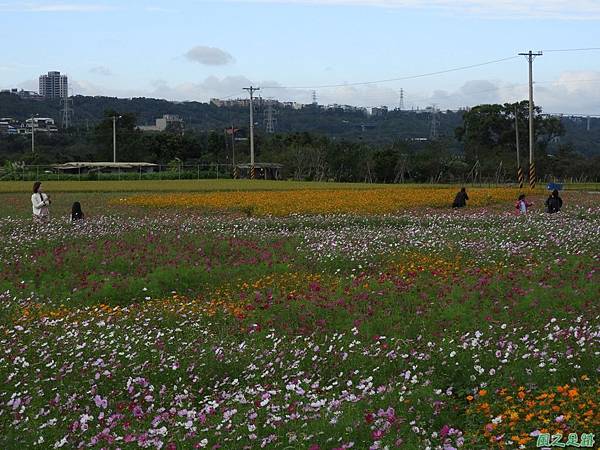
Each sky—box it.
[1,0,600,113]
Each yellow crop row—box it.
[114,187,541,216]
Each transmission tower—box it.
[399,88,405,111]
[312,90,318,105]
[429,105,439,140]
[264,100,277,133]
[61,91,74,129]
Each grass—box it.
[1,179,598,194]
[0,179,417,193]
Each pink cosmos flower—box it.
[94,395,107,409]
[372,429,384,439]
[440,424,450,439]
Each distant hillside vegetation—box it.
[1,92,598,155]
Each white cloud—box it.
[0,2,114,12]
[151,76,251,100]
[16,70,600,114]
[0,62,39,72]
[407,72,600,114]
[89,66,113,76]
[16,79,38,91]
[535,71,600,114]
[185,46,235,66]
[225,0,600,19]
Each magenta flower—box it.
[440,424,450,438]
[372,429,384,439]
[94,394,107,409]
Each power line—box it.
[537,78,600,85]
[542,47,600,53]
[336,73,600,112]
[231,50,600,108]
[544,112,600,118]
[214,92,245,101]
[261,55,520,90]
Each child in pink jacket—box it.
[515,194,532,214]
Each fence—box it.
[0,164,597,185]
[0,164,236,182]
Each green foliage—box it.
[2,93,600,182]
[456,101,565,176]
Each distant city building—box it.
[0,88,44,100]
[137,114,184,133]
[371,106,388,117]
[210,98,260,108]
[0,117,58,134]
[39,71,68,99]
[22,117,58,134]
[325,104,368,115]
[0,118,20,134]
[210,97,363,112]
[281,101,304,110]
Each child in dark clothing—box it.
[71,202,85,222]
[545,189,563,213]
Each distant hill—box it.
[1,92,599,155]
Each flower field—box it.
[114,187,537,215]
[0,185,599,449]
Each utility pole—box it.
[230,124,237,179]
[515,105,523,188]
[112,115,121,163]
[243,86,259,179]
[31,115,35,153]
[519,50,542,189]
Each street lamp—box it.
[30,114,38,153]
[228,125,237,178]
[112,115,122,163]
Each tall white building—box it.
[39,71,68,99]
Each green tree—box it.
[373,147,398,183]
[455,101,565,180]
[94,110,140,161]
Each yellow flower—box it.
[113,187,533,216]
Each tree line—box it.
[1,102,599,182]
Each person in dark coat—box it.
[452,187,469,208]
[71,201,85,222]
[545,189,563,214]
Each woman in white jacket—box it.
[31,181,51,223]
